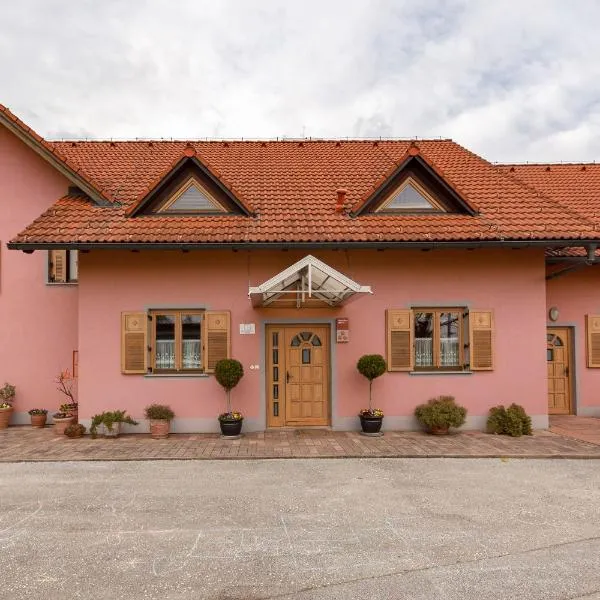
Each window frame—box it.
[156,176,227,214]
[150,309,204,374]
[47,249,78,284]
[412,307,465,371]
[377,176,445,213]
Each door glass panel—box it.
[302,348,311,364]
[273,401,279,417]
[273,349,279,364]
[291,335,301,347]
[439,312,460,367]
[300,331,312,341]
[181,314,201,369]
[414,312,434,367]
[311,335,322,346]
[554,336,564,347]
[273,366,279,381]
[547,349,554,361]
[272,332,279,347]
[156,315,176,369]
[273,384,279,400]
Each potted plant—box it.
[90,410,138,439]
[215,358,244,438]
[52,411,74,435]
[56,370,78,423]
[0,383,15,429]
[414,395,467,435]
[144,404,175,439]
[28,408,48,428]
[356,354,387,435]
[64,423,86,438]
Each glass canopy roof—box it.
[248,255,372,308]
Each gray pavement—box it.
[0,459,599,599]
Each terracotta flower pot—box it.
[53,416,74,436]
[149,419,170,439]
[0,406,13,429]
[429,425,450,435]
[30,414,47,428]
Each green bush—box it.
[215,359,244,415]
[414,396,467,431]
[486,404,532,437]
[90,410,138,438]
[144,404,175,420]
[356,354,387,413]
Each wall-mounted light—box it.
[548,306,559,322]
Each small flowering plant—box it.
[218,411,243,422]
[0,403,12,409]
[358,408,384,418]
[28,408,48,415]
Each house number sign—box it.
[239,323,256,335]
[336,318,349,343]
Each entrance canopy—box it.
[249,255,372,308]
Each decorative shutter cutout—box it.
[586,315,600,368]
[386,309,414,371]
[50,250,67,283]
[469,310,494,370]
[121,312,147,374]
[204,311,230,373]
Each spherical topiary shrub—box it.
[356,354,387,413]
[215,359,244,416]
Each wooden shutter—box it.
[49,250,67,283]
[469,310,494,370]
[121,312,147,374]
[386,309,413,371]
[586,315,600,367]
[204,311,230,373]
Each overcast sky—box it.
[2,0,600,162]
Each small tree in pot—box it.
[215,359,244,438]
[356,354,387,435]
[144,404,175,439]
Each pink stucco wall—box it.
[547,266,600,416]
[0,126,78,419]
[78,247,548,430]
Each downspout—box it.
[546,244,598,280]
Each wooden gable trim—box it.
[127,155,254,217]
[351,155,478,217]
[156,175,228,214]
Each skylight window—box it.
[158,177,226,213]
[378,177,443,212]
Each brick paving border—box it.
[1,424,600,462]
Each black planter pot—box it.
[219,418,243,437]
[360,415,383,434]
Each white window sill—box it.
[144,373,210,379]
[46,282,78,286]
[409,370,473,376]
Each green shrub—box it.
[356,354,387,413]
[144,404,175,421]
[487,404,532,437]
[90,410,138,438]
[215,359,244,415]
[414,396,467,431]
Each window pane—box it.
[302,348,311,364]
[440,312,460,367]
[156,315,176,369]
[68,250,79,282]
[181,314,202,369]
[414,312,434,367]
[311,335,322,347]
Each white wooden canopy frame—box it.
[248,255,372,308]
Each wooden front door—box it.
[547,327,572,415]
[266,325,330,427]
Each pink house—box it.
[2,103,599,433]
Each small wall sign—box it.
[239,323,256,335]
[336,317,349,343]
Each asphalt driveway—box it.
[0,459,599,599]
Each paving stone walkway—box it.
[549,415,600,445]
[1,423,599,461]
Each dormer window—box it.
[157,177,227,214]
[377,177,444,213]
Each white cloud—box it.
[1,0,600,161]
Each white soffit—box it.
[248,255,372,307]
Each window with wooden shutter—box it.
[204,311,231,373]
[386,309,413,371]
[469,310,494,370]
[121,312,148,374]
[48,250,78,283]
[586,315,600,368]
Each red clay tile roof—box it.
[502,163,600,257]
[7,138,599,247]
